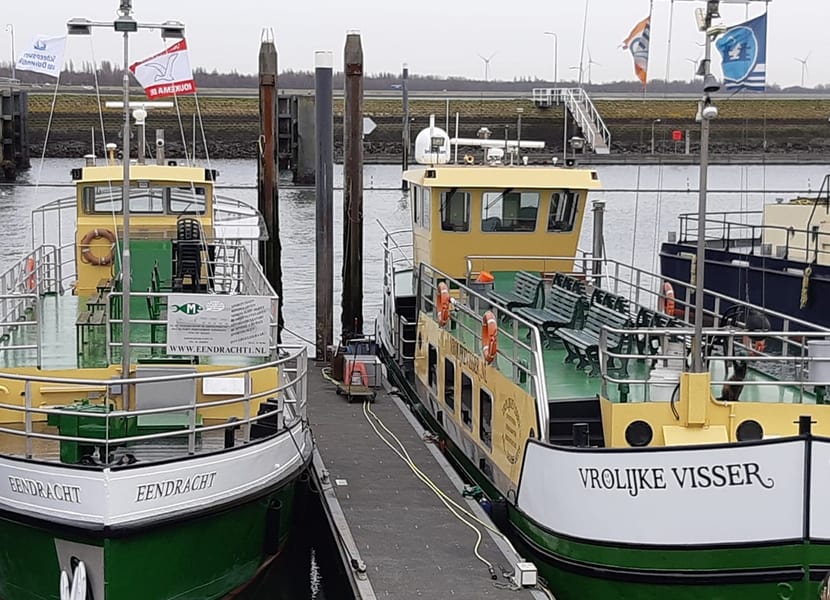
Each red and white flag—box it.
[129,39,197,99]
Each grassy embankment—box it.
[26,94,830,156]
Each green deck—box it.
[445,290,816,406]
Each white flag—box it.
[129,39,197,99]
[15,35,66,78]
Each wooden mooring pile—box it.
[0,84,29,181]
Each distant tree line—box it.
[0,60,822,93]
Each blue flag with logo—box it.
[715,13,767,92]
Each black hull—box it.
[660,242,830,330]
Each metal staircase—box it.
[532,87,611,155]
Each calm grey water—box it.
[4,160,829,347]
[1,160,829,598]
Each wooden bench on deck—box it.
[635,307,683,359]
[487,271,543,312]
[516,285,585,345]
[555,302,632,377]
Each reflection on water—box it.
[238,476,353,600]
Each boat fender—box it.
[801,264,812,309]
[482,311,498,363]
[463,154,475,165]
[24,257,35,291]
[80,228,116,266]
[263,499,283,556]
[436,282,451,327]
[657,281,675,317]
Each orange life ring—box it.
[436,282,451,327]
[80,228,116,266]
[482,310,498,364]
[658,281,675,317]
[24,257,35,291]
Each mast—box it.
[691,1,722,372]
[119,2,133,403]
[68,2,186,408]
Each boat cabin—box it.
[403,165,601,281]
[73,157,217,296]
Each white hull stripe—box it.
[0,423,311,527]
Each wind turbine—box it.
[686,57,701,82]
[477,52,496,83]
[794,52,811,88]
[586,48,600,85]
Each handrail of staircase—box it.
[575,88,611,150]
[563,88,596,149]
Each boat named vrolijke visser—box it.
[377,120,830,599]
[0,3,312,600]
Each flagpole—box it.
[120,23,132,403]
[645,0,654,96]
[664,0,675,93]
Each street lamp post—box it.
[5,24,14,81]
[543,31,558,84]
[651,118,661,154]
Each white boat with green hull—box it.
[0,3,312,599]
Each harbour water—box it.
[1,159,829,598]
[4,160,829,346]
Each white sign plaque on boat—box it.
[166,294,271,356]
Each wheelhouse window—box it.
[412,186,420,226]
[547,190,579,232]
[440,190,470,232]
[481,190,539,232]
[82,184,207,215]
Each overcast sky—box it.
[1,1,821,88]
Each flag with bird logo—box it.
[130,39,197,99]
[15,35,66,78]
[715,13,767,92]
[622,16,651,86]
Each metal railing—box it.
[417,263,550,441]
[380,224,416,361]
[598,326,830,405]
[30,189,269,284]
[0,345,308,465]
[104,287,281,362]
[464,250,830,352]
[675,209,830,264]
[531,87,611,153]
[465,250,597,286]
[0,246,63,365]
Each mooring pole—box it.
[591,199,605,287]
[401,63,410,191]
[315,50,334,361]
[342,32,364,343]
[258,32,284,344]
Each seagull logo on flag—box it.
[140,54,180,83]
[129,39,197,99]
